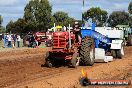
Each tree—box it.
[24,0,52,32]
[0,15,2,31]
[128,2,132,14]
[0,15,3,27]
[108,11,129,27]
[0,15,6,33]
[129,16,132,27]
[6,18,28,33]
[75,20,82,26]
[53,11,75,26]
[6,20,15,33]
[0,26,6,33]
[14,18,27,33]
[83,7,108,26]
[128,2,132,27]
[6,0,76,33]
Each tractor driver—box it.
[73,22,82,44]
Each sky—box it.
[0,0,131,26]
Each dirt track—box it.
[0,47,132,88]
[0,48,72,88]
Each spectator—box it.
[7,34,12,47]
[34,34,38,48]
[30,35,36,48]
[17,35,21,48]
[35,38,38,48]
[13,34,16,47]
[27,36,31,48]
[3,33,8,48]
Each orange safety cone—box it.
[81,68,88,78]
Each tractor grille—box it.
[53,34,66,48]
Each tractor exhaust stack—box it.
[68,24,72,49]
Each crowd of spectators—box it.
[2,33,21,48]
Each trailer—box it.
[80,22,124,66]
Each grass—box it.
[0,39,30,52]
[0,39,47,51]
[0,40,3,48]
[0,39,24,48]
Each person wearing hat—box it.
[73,21,82,44]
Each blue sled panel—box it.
[81,29,92,38]
[81,29,111,44]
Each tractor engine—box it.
[53,31,75,49]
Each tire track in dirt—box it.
[0,48,79,88]
[6,64,103,88]
[11,46,132,88]
[1,47,132,88]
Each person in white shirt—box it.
[17,35,21,48]
[7,34,12,47]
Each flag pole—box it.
[82,0,84,27]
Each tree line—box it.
[83,1,132,27]
[6,0,75,34]
[0,0,132,34]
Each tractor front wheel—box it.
[45,60,53,68]
[70,53,79,68]
[45,52,53,68]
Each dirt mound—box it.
[0,48,51,59]
[0,48,52,87]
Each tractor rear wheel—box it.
[79,37,95,66]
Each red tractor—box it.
[45,30,80,68]
[23,32,48,47]
[34,32,48,45]
[45,32,53,47]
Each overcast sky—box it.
[0,0,131,26]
